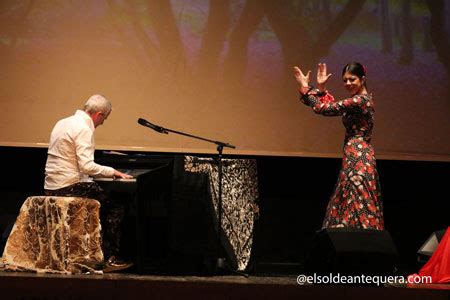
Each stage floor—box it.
[1,269,449,300]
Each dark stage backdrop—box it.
[1,1,449,161]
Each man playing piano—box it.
[44,94,133,272]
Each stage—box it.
[1,269,449,300]
[1,148,449,299]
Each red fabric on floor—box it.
[410,227,450,284]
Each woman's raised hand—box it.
[293,66,311,88]
[317,63,332,92]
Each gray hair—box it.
[83,94,112,114]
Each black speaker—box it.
[305,228,398,276]
[417,229,446,262]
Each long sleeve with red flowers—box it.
[300,89,370,117]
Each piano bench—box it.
[1,196,104,274]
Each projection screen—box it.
[1,1,449,161]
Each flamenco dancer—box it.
[293,62,384,230]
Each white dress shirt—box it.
[44,110,114,190]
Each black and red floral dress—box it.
[300,88,384,230]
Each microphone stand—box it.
[138,119,246,276]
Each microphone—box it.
[137,118,168,134]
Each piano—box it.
[95,152,174,274]
[95,151,258,275]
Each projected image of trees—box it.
[0,0,449,158]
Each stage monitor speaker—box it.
[417,229,446,262]
[305,228,398,276]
